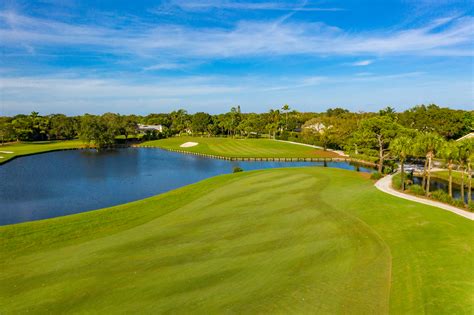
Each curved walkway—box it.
[375,174,474,220]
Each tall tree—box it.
[229,106,242,137]
[379,106,397,120]
[440,141,459,197]
[266,109,281,138]
[281,104,290,131]
[390,136,413,191]
[118,116,138,140]
[415,133,445,196]
[326,107,349,117]
[170,109,189,135]
[398,104,472,139]
[191,112,211,135]
[458,139,474,204]
[351,116,402,173]
[49,114,77,140]
[0,117,14,144]
[79,114,118,149]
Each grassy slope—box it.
[0,140,84,164]
[1,168,472,313]
[140,136,339,158]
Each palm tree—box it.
[281,104,290,131]
[456,142,468,203]
[268,109,281,138]
[390,136,413,191]
[468,149,473,205]
[459,139,474,204]
[415,133,445,196]
[413,135,428,189]
[440,141,459,197]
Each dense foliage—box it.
[1,104,472,152]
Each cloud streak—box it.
[351,60,374,66]
[160,0,343,12]
[1,71,471,115]
[1,10,472,61]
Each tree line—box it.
[1,104,472,164]
[1,104,471,143]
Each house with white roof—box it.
[137,124,163,133]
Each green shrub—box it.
[468,202,474,212]
[370,172,383,180]
[383,161,397,174]
[233,167,243,173]
[391,174,402,189]
[430,190,453,204]
[408,184,425,196]
[451,199,465,209]
[391,173,413,190]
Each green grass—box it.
[0,140,84,164]
[431,170,471,186]
[1,168,472,313]
[0,137,337,165]
[140,136,339,158]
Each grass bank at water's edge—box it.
[0,140,84,164]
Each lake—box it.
[0,148,374,225]
[412,176,473,204]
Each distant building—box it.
[456,132,474,142]
[303,122,331,134]
[137,124,163,133]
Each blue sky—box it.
[0,0,473,115]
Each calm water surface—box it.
[0,148,373,225]
[413,176,473,203]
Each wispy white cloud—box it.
[143,63,187,71]
[1,11,472,59]
[158,0,343,12]
[262,76,327,91]
[355,72,373,76]
[0,76,242,99]
[350,60,374,66]
[0,71,470,114]
[0,71,426,103]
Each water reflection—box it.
[413,176,472,203]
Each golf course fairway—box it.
[1,168,473,313]
[0,140,84,164]
[140,137,339,158]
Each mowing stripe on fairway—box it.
[1,168,472,314]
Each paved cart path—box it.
[375,174,474,220]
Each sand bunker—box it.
[0,151,13,154]
[180,142,199,148]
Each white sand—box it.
[0,151,13,154]
[180,142,199,148]
[0,156,4,159]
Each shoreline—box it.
[0,143,133,166]
[0,143,377,167]
[135,144,378,166]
